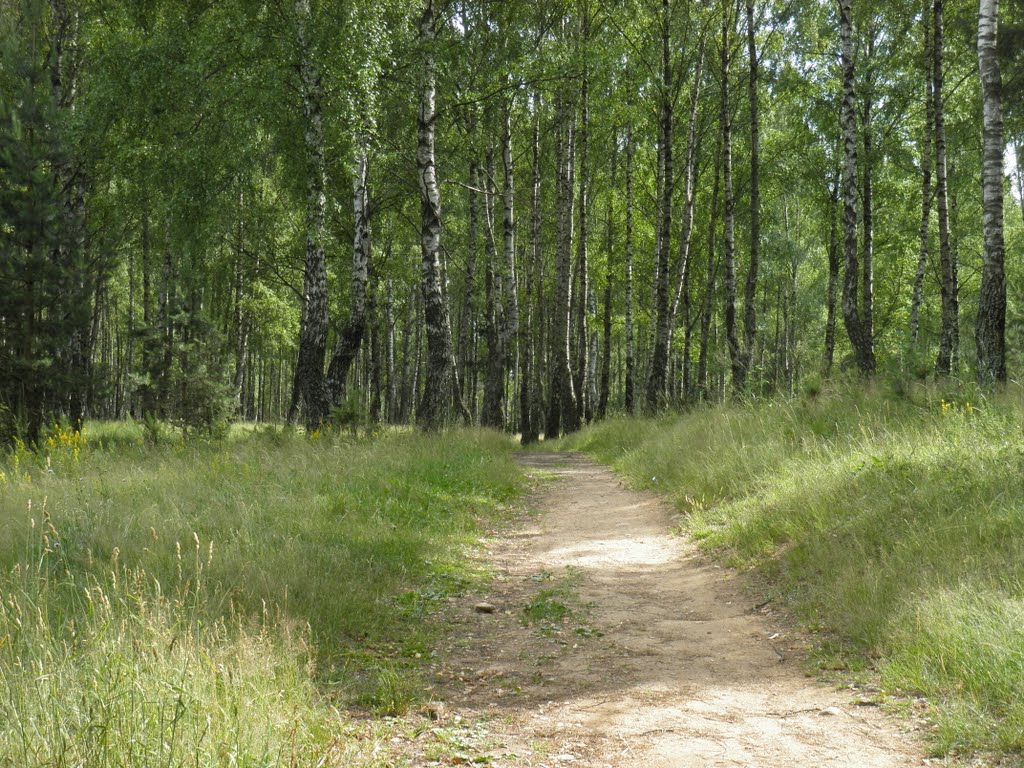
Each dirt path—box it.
[415,452,923,767]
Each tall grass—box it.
[0,425,520,767]
[559,380,1024,756]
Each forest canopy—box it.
[0,0,1022,441]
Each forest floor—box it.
[396,452,927,767]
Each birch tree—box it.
[416,0,462,429]
[975,0,1006,384]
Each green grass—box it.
[0,425,521,767]
[521,567,601,640]
[558,379,1024,757]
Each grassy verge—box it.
[557,380,1024,757]
[0,425,520,767]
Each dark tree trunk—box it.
[49,0,91,428]
[400,286,416,422]
[824,173,840,375]
[126,230,136,417]
[368,270,383,424]
[140,201,159,417]
[933,0,958,375]
[860,30,877,370]
[232,223,249,414]
[158,236,174,416]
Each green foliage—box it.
[520,567,598,638]
[523,588,572,624]
[356,661,422,717]
[168,322,236,440]
[330,388,368,436]
[0,404,23,448]
[141,413,172,446]
[0,0,94,443]
[0,427,522,766]
[560,382,1024,755]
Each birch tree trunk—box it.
[385,277,397,422]
[288,0,331,429]
[546,94,578,437]
[910,2,933,347]
[975,0,1006,384]
[624,126,636,414]
[416,0,460,429]
[646,0,673,411]
[669,36,705,360]
[1016,143,1024,227]
[573,65,591,426]
[598,145,616,419]
[519,250,535,441]
[721,7,743,394]
[481,145,504,429]
[501,100,519,427]
[699,127,723,400]
[327,136,372,403]
[839,0,875,373]
[521,99,543,444]
[587,282,598,421]
[457,157,479,409]
[742,0,760,385]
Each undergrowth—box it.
[0,425,520,767]
[557,378,1024,757]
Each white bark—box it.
[975,0,1006,383]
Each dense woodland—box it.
[1,0,1022,440]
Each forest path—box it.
[417,452,923,767]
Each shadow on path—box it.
[420,452,922,767]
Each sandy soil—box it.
[409,452,925,767]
